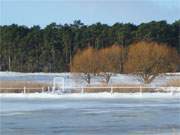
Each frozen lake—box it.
[0,95,180,135]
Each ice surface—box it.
[1,92,180,99]
[1,85,180,135]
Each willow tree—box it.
[97,45,125,84]
[124,41,179,83]
[70,47,98,84]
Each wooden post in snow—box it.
[139,85,142,96]
[110,87,113,94]
[23,87,26,94]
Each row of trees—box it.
[0,20,180,72]
[71,41,180,84]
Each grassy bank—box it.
[0,80,51,93]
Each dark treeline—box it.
[0,20,179,72]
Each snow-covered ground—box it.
[1,92,180,99]
[0,71,180,87]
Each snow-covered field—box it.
[0,71,180,87]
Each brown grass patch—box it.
[165,79,180,87]
[0,80,52,93]
[83,84,157,93]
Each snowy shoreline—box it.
[1,92,180,99]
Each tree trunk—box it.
[83,73,91,85]
[8,56,11,71]
[105,73,112,84]
[86,73,91,84]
